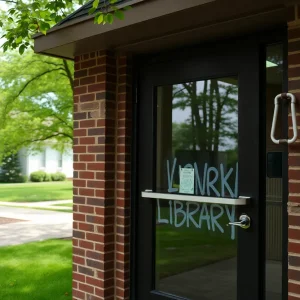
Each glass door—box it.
[155,78,239,300]
[135,38,263,300]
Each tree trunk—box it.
[208,80,215,152]
[212,80,222,154]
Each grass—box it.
[0,204,235,299]
[0,181,72,202]
[0,239,72,300]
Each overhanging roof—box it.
[33,0,288,60]
[56,0,130,27]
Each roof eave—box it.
[32,0,143,40]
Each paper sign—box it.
[179,168,194,194]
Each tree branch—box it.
[50,113,73,131]
[62,60,74,88]
[0,0,17,3]
[173,87,186,98]
[3,68,64,117]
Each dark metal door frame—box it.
[130,29,288,300]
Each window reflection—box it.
[157,78,238,197]
[155,78,238,299]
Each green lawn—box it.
[0,239,72,300]
[156,205,237,278]
[0,204,236,299]
[0,181,72,202]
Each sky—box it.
[0,2,7,10]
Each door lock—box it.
[227,214,251,229]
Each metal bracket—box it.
[271,93,297,144]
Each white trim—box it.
[141,191,249,205]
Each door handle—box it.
[271,93,297,144]
[227,214,251,229]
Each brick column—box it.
[115,56,132,300]
[288,4,300,299]
[72,50,132,300]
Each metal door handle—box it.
[227,214,251,229]
[271,93,297,144]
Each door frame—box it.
[130,28,288,300]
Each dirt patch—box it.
[0,217,26,225]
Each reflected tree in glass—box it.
[172,79,238,156]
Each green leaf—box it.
[97,14,104,24]
[50,13,57,20]
[40,11,48,19]
[39,21,50,35]
[92,0,99,9]
[29,24,38,30]
[110,0,118,3]
[8,9,15,15]
[106,13,114,24]
[16,36,22,44]
[19,44,26,55]
[2,42,9,52]
[32,2,40,10]
[45,2,55,10]
[114,10,124,20]
[55,16,63,23]
[88,7,96,15]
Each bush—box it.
[51,172,66,181]
[44,173,52,182]
[30,171,48,182]
[15,175,28,183]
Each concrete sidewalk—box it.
[0,206,72,246]
[0,199,72,210]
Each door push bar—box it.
[271,93,297,144]
[142,190,250,205]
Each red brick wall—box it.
[288,4,300,300]
[71,10,300,299]
[72,51,132,300]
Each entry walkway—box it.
[0,199,72,210]
[0,206,72,246]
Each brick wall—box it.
[288,4,300,300]
[72,51,132,300]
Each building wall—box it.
[288,4,300,299]
[71,7,300,299]
[73,51,132,300]
[18,147,73,178]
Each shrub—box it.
[44,173,52,182]
[30,171,48,182]
[51,172,66,181]
[15,175,28,183]
[0,154,25,183]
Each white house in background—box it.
[18,146,73,178]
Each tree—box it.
[0,50,73,161]
[0,153,25,183]
[0,0,129,54]
[172,79,238,155]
